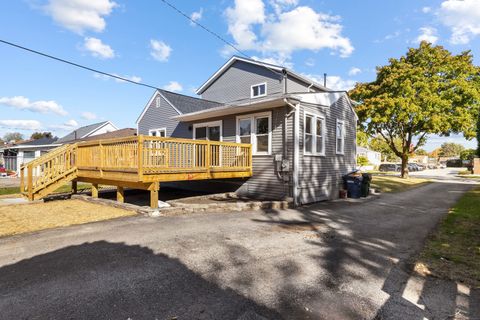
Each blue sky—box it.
[0,0,478,151]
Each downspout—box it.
[284,98,300,207]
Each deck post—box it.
[92,183,99,198]
[117,186,124,203]
[150,182,159,209]
[71,180,77,194]
[27,165,33,201]
[138,135,144,180]
[20,167,24,194]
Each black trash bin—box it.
[361,173,372,197]
[343,173,362,198]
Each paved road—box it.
[0,182,478,319]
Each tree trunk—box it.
[401,155,409,178]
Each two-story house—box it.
[136,56,357,205]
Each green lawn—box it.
[416,186,480,287]
[0,183,91,197]
[370,176,431,193]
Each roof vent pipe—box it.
[282,69,288,94]
[324,73,327,87]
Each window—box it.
[336,119,345,154]
[193,121,222,141]
[251,83,267,98]
[149,128,166,137]
[155,96,161,108]
[236,112,271,155]
[304,112,325,155]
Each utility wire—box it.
[0,39,161,90]
[158,0,285,78]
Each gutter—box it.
[284,98,300,207]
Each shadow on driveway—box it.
[0,241,281,320]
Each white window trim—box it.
[304,111,326,156]
[336,119,345,155]
[236,111,272,156]
[148,127,167,137]
[250,82,267,98]
[192,120,223,141]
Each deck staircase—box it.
[20,143,78,201]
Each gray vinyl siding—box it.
[137,92,190,138]
[201,60,284,103]
[298,95,357,204]
[286,76,322,93]
[177,107,291,200]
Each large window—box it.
[236,112,271,155]
[304,112,325,155]
[251,83,267,98]
[336,119,345,155]
[193,121,222,141]
[149,128,166,137]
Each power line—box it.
[0,39,161,90]
[158,0,285,78]
[159,0,250,59]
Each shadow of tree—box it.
[0,241,281,320]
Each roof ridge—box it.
[158,89,221,104]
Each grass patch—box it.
[0,183,91,197]
[0,199,136,238]
[416,186,480,287]
[370,176,430,193]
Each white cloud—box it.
[163,81,183,92]
[0,120,42,131]
[44,0,117,34]
[305,58,315,67]
[415,27,439,44]
[422,7,432,13]
[304,74,356,91]
[93,73,142,83]
[150,40,172,62]
[439,0,480,44]
[348,67,361,76]
[190,8,203,26]
[251,55,293,68]
[83,37,115,59]
[49,119,79,131]
[0,96,67,116]
[81,112,97,120]
[225,1,353,62]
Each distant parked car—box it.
[408,163,420,172]
[379,163,400,172]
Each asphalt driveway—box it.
[0,181,478,319]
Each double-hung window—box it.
[236,112,271,155]
[251,83,267,98]
[336,119,345,155]
[304,112,325,155]
[149,128,166,137]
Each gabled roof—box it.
[136,89,222,124]
[57,121,117,143]
[72,128,136,142]
[196,56,330,95]
[17,137,58,146]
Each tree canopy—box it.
[460,149,476,161]
[350,42,480,177]
[439,142,465,157]
[3,132,24,142]
[30,132,53,140]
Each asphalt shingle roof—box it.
[57,121,109,143]
[17,137,59,146]
[159,90,222,114]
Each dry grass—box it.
[0,199,136,238]
[416,186,480,287]
[371,176,431,193]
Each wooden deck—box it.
[20,136,252,208]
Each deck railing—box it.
[76,135,252,177]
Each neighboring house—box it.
[0,137,61,173]
[56,121,118,144]
[356,146,381,170]
[410,155,428,165]
[137,56,357,205]
[1,122,121,174]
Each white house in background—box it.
[1,121,118,174]
[56,121,118,143]
[357,146,381,170]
